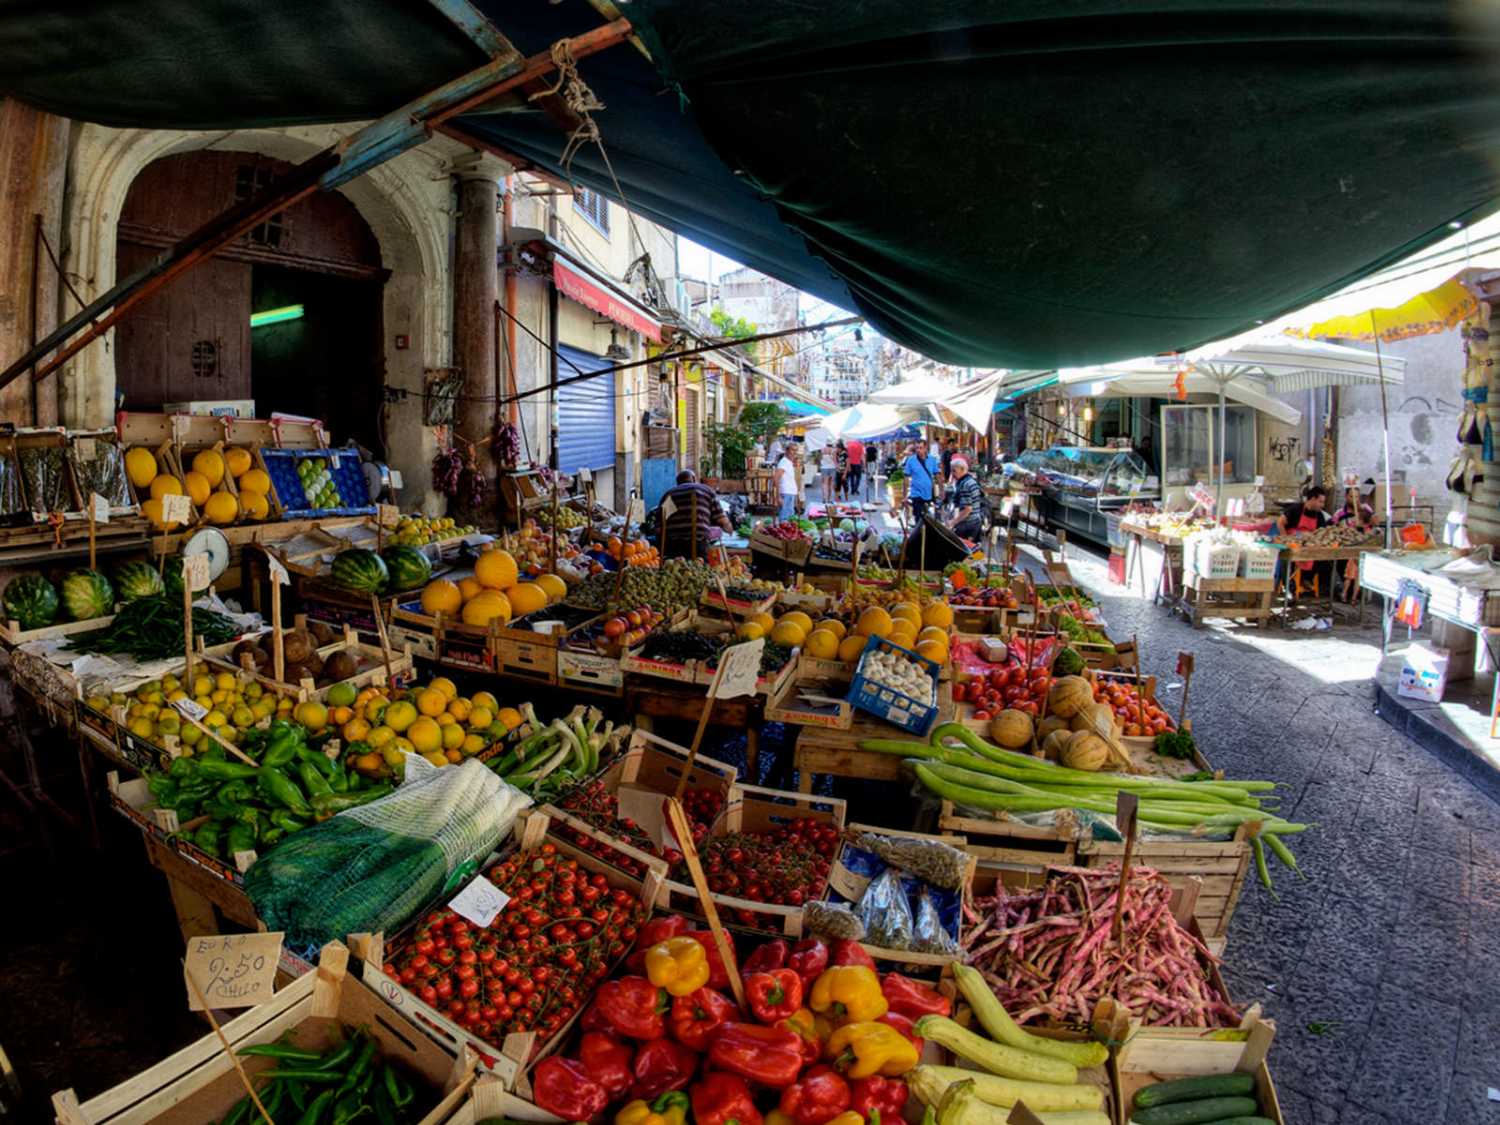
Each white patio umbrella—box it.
[1061,336,1406,509]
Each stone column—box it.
[453,166,499,524]
[0,99,69,425]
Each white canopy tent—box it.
[869,370,1010,434]
[1060,336,1406,508]
[804,401,932,450]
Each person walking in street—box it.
[946,455,986,539]
[903,439,941,523]
[775,444,800,521]
[835,440,850,501]
[845,436,864,502]
[819,441,837,502]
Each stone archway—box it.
[59,122,464,507]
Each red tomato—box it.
[990,669,1008,689]
[973,709,991,721]
[1017,701,1039,716]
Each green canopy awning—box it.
[3,0,1499,369]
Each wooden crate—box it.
[824,823,974,973]
[695,641,799,698]
[0,612,118,647]
[1079,825,1251,941]
[940,801,1080,866]
[364,813,661,1089]
[200,619,416,702]
[1178,572,1276,628]
[765,660,854,729]
[657,782,847,936]
[556,648,624,695]
[540,728,738,877]
[1113,1011,1281,1125]
[493,635,557,685]
[299,578,401,642]
[699,586,777,618]
[750,528,813,566]
[443,1077,563,1125]
[52,941,476,1125]
[109,771,258,885]
[389,603,497,672]
[270,415,328,449]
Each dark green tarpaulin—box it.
[3,0,1499,367]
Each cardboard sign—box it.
[267,554,290,586]
[616,785,669,847]
[713,638,765,700]
[90,492,111,523]
[161,492,192,524]
[447,876,512,929]
[378,503,401,528]
[390,469,405,490]
[1115,791,1139,843]
[660,496,678,522]
[173,698,209,722]
[75,437,98,459]
[184,932,283,1010]
[183,553,211,593]
[627,498,646,526]
[1176,651,1195,677]
[1008,1104,1046,1125]
[578,466,593,484]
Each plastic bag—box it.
[911,885,958,954]
[20,444,70,512]
[69,434,131,507]
[246,758,531,945]
[855,831,967,890]
[857,867,914,950]
[0,445,21,516]
[803,900,865,941]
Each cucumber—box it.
[1190,1119,1276,1125]
[1131,1098,1260,1125]
[1134,1075,1257,1109]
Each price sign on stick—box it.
[184,932,283,1011]
[627,498,646,526]
[162,492,192,525]
[715,638,765,700]
[183,553,211,593]
[378,503,400,529]
[448,877,512,928]
[266,554,290,587]
[90,492,111,523]
[660,496,678,522]
[1111,791,1140,943]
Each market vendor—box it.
[660,471,733,560]
[1277,484,1332,595]
[1333,484,1376,603]
[946,456,986,539]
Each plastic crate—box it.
[258,447,375,518]
[1240,545,1278,580]
[1198,541,1240,580]
[847,634,941,735]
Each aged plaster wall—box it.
[59,123,470,513]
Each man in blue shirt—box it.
[902,439,942,523]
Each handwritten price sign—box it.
[184,932,283,1010]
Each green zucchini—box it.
[1189,1119,1276,1125]
[1131,1097,1259,1125]
[1134,1075,1256,1109]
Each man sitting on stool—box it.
[660,471,733,560]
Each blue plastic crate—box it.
[259,447,376,519]
[846,634,941,735]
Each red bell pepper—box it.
[587,977,670,1041]
[692,1072,764,1125]
[850,1076,907,1125]
[670,986,739,1052]
[708,1022,806,1088]
[532,1057,609,1121]
[578,1032,634,1100]
[880,974,951,1019]
[742,938,789,975]
[787,938,829,989]
[628,915,693,972]
[877,1011,924,1053]
[686,930,738,990]
[778,1065,851,1125]
[828,939,875,970]
[746,969,804,1024]
[630,1036,699,1101]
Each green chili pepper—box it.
[337,1038,377,1096]
[285,1078,308,1112]
[258,826,285,847]
[295,1088,337,1125]
[297,745,337,777]
[298,759,334,799]
[269,809,308,834]
[311,784,392,817]
[258,765,312,816]
[239,1043,323,1063]
[198,759,261,781]
[262,1069,345,1083]
[192,821,222,857]
[312,1037,360,1072]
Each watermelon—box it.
[61,569,114,620]
[331,548,388,593]
[2,574,60,630]
[114,560,165,602]
[161,556,184,597]
[380,546,432,591]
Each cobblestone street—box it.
[1052,542,1500,1124]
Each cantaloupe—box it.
[989,709,1033,749]
[1047,675,1093,718]
[1061,730,1110,771]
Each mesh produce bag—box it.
[246,759,530,945]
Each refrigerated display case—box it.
[1024,445,1159,544]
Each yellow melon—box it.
[224,447,253,478]
[183,470,211,505]
[890,602,923,626]
[192,449,226,486]
[771,620,808,647]
[536,573,568,603]
[918,625,949,645]
[239,468,271,495]
[805,629,840,660]
[858,607,895,638]
[816,618,847,640]
[738,621,765,640]
[429,676,457,700]
[837,634,869,663]
[916,638,949,665]
[238,489,270,520]
[149,474,183,501]
[780,610,814,634]
[922,601,955,629]
[421,579,463,616]
[125,447,157,489]
[475,549,519,590]
[507,582,548,618]
[748,611,776,634]
[458,577,484,602]
[204,490,239,525]
[462,592,511,626]
[472,690,499,713]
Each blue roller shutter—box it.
[555,345,617,474]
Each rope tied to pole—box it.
[529,39,605,171]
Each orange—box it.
[416,688,448,717]
[472,690,499,713]
[384,700,418,732]
[468,706,494,730]
[461,733,486,756]
[422,579,463,616]
[292,700,328,731]
[330,705,353,726]
[474,549,519,590]
[446,697,471,722]
[496,706,523,731]
[406,716,442,754]
[341,717,371,742]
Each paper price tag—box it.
[578,466,593,484]
[161,493,192,524]
[90,492,111,523]
[660,496,678,521]
[390,469,404,490]
[173,698,209,722]
[627,498,646,526]
[1007,1103,1047,1125]
[378,503,400,528]
[185,932,283,1011]
[1115,791,1139,842]
[713,637,764,700]
[183,553,211,592]
[448,877,512,928]
[75,437,97,459]
[266,554,290,587]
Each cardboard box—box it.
[164,400,256,418]
[1398,642,1451,701]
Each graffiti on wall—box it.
[1268,435,1300,463]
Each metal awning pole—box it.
[1372,312,1394,548]
[1217,377,1228,518]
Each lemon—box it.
[180,724,204,746]
[472,691,499,714]
[293,700,329,731]
[441,723,467,751]
[214,672,236,692]
[127,717,154,738]
[422,750,448,768]
[407,717,443,754]
[384,700,418,732]
[367,725,395,748]
[462,733,486,756]
[446,697,471,722]
[428,676,458,700]
[231,705,256,729]
[204,709,227,729]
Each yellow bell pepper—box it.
[826,1020,919,1078]
[764,1112,797,1125]
[825,1114,864,1125]
[616,1092,690,1125]
[644,936,710,997]
[808,965,888,1023]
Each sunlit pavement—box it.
[1049,541,1500,1124]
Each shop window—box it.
[1160,403,1257,486]
[574,188,610,234]
[234,164,290,248]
